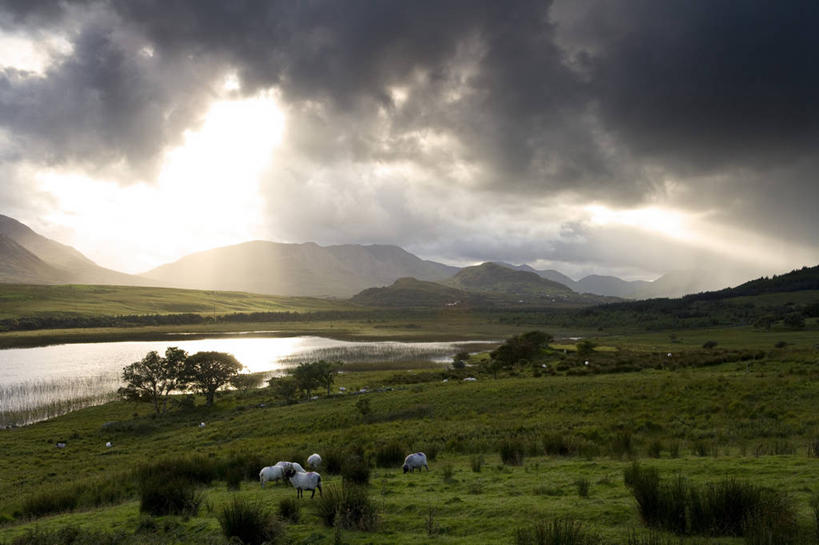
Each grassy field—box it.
[1,339,819,544]
[0,284,353,320]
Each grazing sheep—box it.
[259,465,284,488]
[275,461,305,474]
[403,452,429,473]
[105,441,112,448]
[307,453,322,469]
[283,466,322,498]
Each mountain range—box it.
[0,213,750,300]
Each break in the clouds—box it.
[0,0,817,279]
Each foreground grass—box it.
[2,347,819,543]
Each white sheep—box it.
[259,465,284,487]
[283,466,322,498]
[402,452,429,473]
[307,453,322,469]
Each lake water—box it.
[0,335,493,427]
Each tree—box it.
[268,376,300,404]
[289,362,322,399]
[119,347,188,415]
[230,373,264,393]
[575,340,596,358]
[183,351,243,406]
[312,360,343,396]
[452,351,469,369]
[783,312,806,329]
[490,330,553,370]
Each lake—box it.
[0,335,494,427]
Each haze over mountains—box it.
[0,214,761,300]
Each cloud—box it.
[0,0,817,276]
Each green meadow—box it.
[2,337,819,544]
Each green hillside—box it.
[0,284,353,320]
[446,262,574,297]
[350,277,488,308]
[2,344,819,544]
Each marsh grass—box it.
[513,518,597,545]
[316,484,379,531]
[218,497,285,545]
[0,374,120,428]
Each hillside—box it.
[350,277,488,308]
[0,215,155,286]
[0,235,65,284]
[446,262,575,301]
[495,262,743,299]
[0,283,353,321]
[143,241,458,297]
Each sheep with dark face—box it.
[402,452,429,473]
[283,466,322,498]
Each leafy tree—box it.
[290,360,341,398]
[452,351,469,369]
[119,347,188,415]
[313,360,343,396]
[230,373,264,393]
[783,312,806,329]
[575,340,596,358]
[184,351,244,406]
[490,330,553,370]
[268,376,300,405]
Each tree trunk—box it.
[206,389,215,406]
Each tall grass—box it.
[0,374,120,428]
[316,484,379,531]
[278,342,463,366]
[219,497,285,545]
[513,518,598,545]
[624,463,797,539]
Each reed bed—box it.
[278,342,465,365]
[0,373,120,428]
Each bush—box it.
[219,497,285,545]
[441,464,455,483]
[575,478,590,498]
[500,438,525,466]
[219,451,267,483]
[742,491,798,545]
[8,526,127,545]
[324,448,345,475]
[374,441,404,468]
[647,440,662,458]
[316,484,379,531]
[138,476,202,517]
[341,454,370,485]
[278,497,300,523]
[470,454,484,473]
[624,464,795,539]
[543,433,574,456]
[21,489,78,518]
[513,518,597,545]
[135,456,217,487]
[702,340,718,349]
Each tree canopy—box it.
[183,351,244,406]
[119,346,188,415]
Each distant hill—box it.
[684,265,819,301]
[0,215,154,286]
[350,277,488,308]
[494,261,736,299]
[447,262,573,300]
[143,241,459,298]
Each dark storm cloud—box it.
[1,0,818,273]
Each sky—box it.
[0,1,818,281]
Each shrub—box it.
[138,476,202,516]
[470,454,484,473]
[324,447,345,475]
[647,440,662,458]
[341,454,370,485]
[220,451,267,483]
[135,455,217,487]
[278,497,300,523]
[575,478,590,498]
[500,438,525,466]
[316,484,379,531]
[702,340,718,349]
[543,433,574,456]
[374,441,404,468]
[810,493,819,543]
[21,489,78,518]
[441,464,455,483]
[742,491,798,545]
[8,526,127,545]
[219,497,285,545]
[513,518,597,545]
[610,430,634,458]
